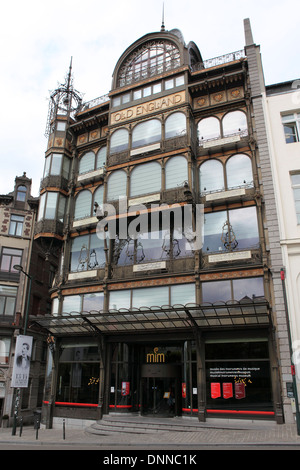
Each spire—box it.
[161,2,165,31]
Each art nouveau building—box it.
[33,19,295,427]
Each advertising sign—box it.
[11,335,33,388]
[121,381,130,396]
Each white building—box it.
[265,81,300,399]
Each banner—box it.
[11,335,33,388]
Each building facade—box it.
[33,19,295,427]
[265,81,300,410]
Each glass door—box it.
[142,377,176,416]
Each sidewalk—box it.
[1,419,300,449]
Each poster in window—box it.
[235,382,246,399]
[121,382,130,396]
[182,382,186,398]
[11,335,33,388]
[211,382,221,399]
[223,382,233,399]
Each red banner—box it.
[211,382,221,399]
[121,381,130,396]
[182,382,186,398]
[235,382,246,399]
[223,382,233,399]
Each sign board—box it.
[11,335,33,388]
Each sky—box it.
[1,0,299,197]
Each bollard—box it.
[36,426,39,440]
[63,419,65,440]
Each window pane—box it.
[203,211,227,253]
[171,284,195,305]
[70,235,89,272]
[109,290,131,310]
[51,154,62,175]
[79,151,95,174]
[202,280,231,303]
[165,155,188,189]
[62,295,81,315]
[37,193,46,221]
[200,160,224,193]
[132,286,168,308]
[133,89,142,100]
[198,117,221,141]
[233,277,264,301]
[110,129,129,153]
[107,170,127,201]
[226,154,253,189]
[94,185,104,206]
[229,206,259,249]
[138,229,169,262]
[57,195,66,223]
[291,174,300,185]
[17,185,27,201]
[284,124,298,143]
[165,112,186,139]
[82,292,104,312]
[130,162,161,196]
[62,157,71,179]
[96,147,107,168]
[44,192,58,219]
[43,156,51,178]
[222,110,247,136]
[74,191,92,220]
[90,233,105,268]
[132,119,161,148]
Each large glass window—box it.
[222,110,248,136]
[282,113,300,143]
[107,170,127,201]
[226,154,253,189]
[132,119,161,148]
[205,339,272,413]
[43,154,70,179]
[62,292,104,314]
[199,160,224,194]
[79,151,95,174]
[165,112,186,139]
[70,233,105,272]
[74,190,92,220]
[202,277,264,303]
[110,129,129,153]
[0,285,17,316]
[56,340,100,406]
[9,214,24,236]
[203,206,259,253]
[165,156,188,189]
[16,185,27,202]
[37,192,66,222]
[291,173,300,223]
[130,161,161,197]
[198,117,221,141]
[0,248,22,273]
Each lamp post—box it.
[11,264,32,436]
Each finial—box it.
[161,2,165,31]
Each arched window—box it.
[96,147,107,168]
[16,185,27,202]
[132,119,161,148]
[79,151,95,175]
[165,112,186,139]
[118,41,181,87]
[165,156,188,189]
[199,160,224,194]
[130,161,161,197]
[110,129,129,154]
[226,154,253,189]
[94,185,104,207]
[107,170,127,201]
[222,110,248,137]
[74,190,92,220]
[198,117,221,141]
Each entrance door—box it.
[141,374,181,417]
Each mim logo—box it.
[146,347,165,363]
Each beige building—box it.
[265,82,300,396]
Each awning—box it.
[30,299,271,337]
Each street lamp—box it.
[12,265,32,435]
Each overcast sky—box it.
[1,0,299,197]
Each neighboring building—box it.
[32,18,295,428]
[265,81,300,405]
[0,174,59,426]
